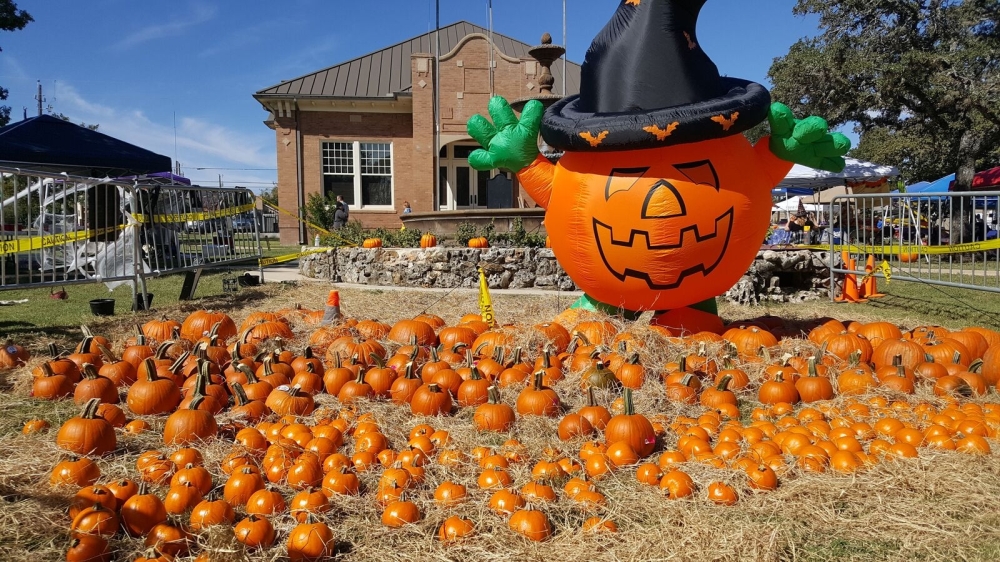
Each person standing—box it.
[333,195,349,229]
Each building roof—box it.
[255,21,581,100]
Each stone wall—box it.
[299,247,835,303]
[724,249,837,306]
[300,248,577,291]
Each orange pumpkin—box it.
[520,135,791,311]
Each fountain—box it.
[510,33,567,160]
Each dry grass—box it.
[2,283,1000,561]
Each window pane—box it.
[439,145,447,158]
[439,167,448,209]
[453,145,477,159]
[456,167,470,206]
[360,143,391,174]
[361,176,392,206]
[323,176,355,205]
[322,142,353,174]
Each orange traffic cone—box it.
[860,255,885,298]
[836,258,867,303]
[320,290,342,325]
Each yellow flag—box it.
[478,267,497,327]
[880,260,892,284]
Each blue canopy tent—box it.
[0,114,171,177]
[904,181,931,192]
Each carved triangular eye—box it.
[674,160,719,190]
[604,167,650,201]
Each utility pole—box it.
[36,81,43,116]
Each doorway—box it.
[438,144,510,210]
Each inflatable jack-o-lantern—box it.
[468,0,850,316]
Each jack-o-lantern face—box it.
[545,135,772,311]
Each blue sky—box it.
[0,0,828,192]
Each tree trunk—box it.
[948,129,982,243]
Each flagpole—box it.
[488,0,494,95]
[562,0,567,95]
[434,0,441,211]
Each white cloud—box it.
[55,82,276,186]
[0,54,30,82]
[112,3,218,51]
[198,18,300,58]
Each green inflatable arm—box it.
[466,97,544,173]
[768,102,851,173]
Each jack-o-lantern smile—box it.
[591,162,735,290]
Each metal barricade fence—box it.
[829,191,1000,296]
[0,166,262,295]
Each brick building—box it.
[254,22,580,245]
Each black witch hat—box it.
[541,0,770,152]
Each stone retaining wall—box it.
[299,247,834,304]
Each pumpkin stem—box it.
[896,364,906,378]
[96,344,118,363]
[697,342,707,356]
[678,356,687,373]
[773,371,785,383]
[573,332,592,347]
[487,385,501,404]
[952,350,962,364]
[154,342,172,360]
[679,373,696,387]
[407,345,421,362]
[924,353,935,363]
[48,342,62,358]
[464,348,475,368]
[493,346,506,365]
[170,352,190,375]
[587,386,598,407]
[370,353,386,369]
[626,352,640,365]
[80,363,100,380]
[331,353,342,370]
[188,396,205,410]
[139,358,161,381]
[403,361,416,380]
[80,325,95,338]
[969,359,984,374]
[427,383,442,394]
[532,371,545,391]
[891,354,903,367]
[81,397,101,419]
[232,382,251,406]
[807,356,819,377]
[302,347,314,360]
[429,347,440,362]
[716,374,732,391]
[452,343,469,355]
[469,366,482,381]
[541,348,552,369]
[353,369,366,385]
[37,362,55,378]
[622,388,636,416]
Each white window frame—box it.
[321,140,395,210]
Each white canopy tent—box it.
[773,196,823,213]
[779,158,900,190]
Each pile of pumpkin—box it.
[16,307,1000,561]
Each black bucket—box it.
[133,293,154,311]
[238,273,260,287]
[89,299,116,316]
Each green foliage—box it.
[260,185,278,207]
[492,216,547,248]
[0,2,33,128]
[50,112,99,131]
[304,193,338,232]
[1,174,38,226]
[320,219,365,247]
[454,222,479,246]
[768,0,1000,187]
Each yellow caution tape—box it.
[796,238,1000,255]
[132,202,256,224]
[880,260,892,283]
[259,198,359,247]
[258,247,331,267]
[0,225,122,256]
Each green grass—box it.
[867,278,1000,330]
[0,246,300,341]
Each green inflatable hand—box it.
[467,97,543,173]
[768,102,851,173]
